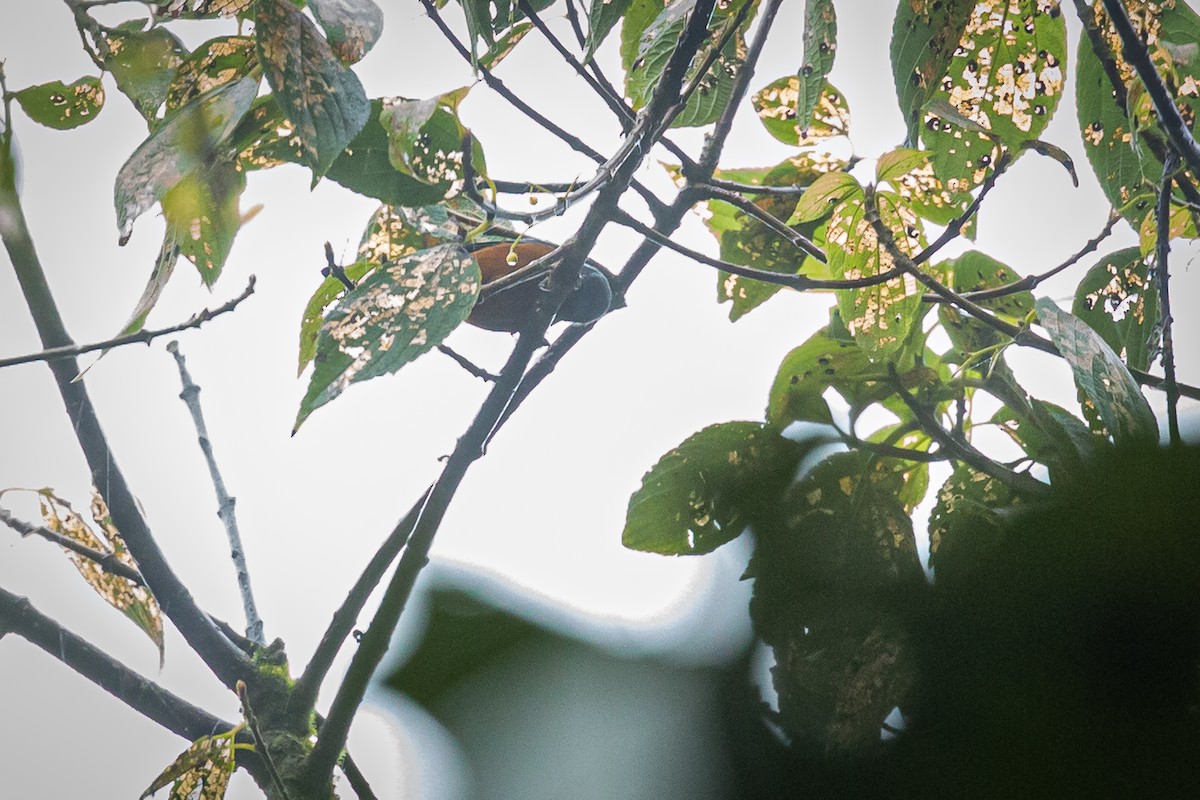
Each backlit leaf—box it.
[890,0,976,142]
[586,0,634,62]
[1035,297,1158,444]
[161,160,247,285]
[104,27,189,122]
[13,77,104,130]
[141,730,236,800]
[36,488,164,666]
[165,36,258,114]
[255,0,371,181]
[152,0,251,19]
[876,147,972,224]
[114,76,257,245]
[753,77,849,147]
[928,463,1022,567]
[623,421,804,555]
[938,250,1034,356]
[295,244,481,430]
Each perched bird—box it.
[465,240,614,332]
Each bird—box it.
[465,239,614,333]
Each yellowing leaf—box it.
[141,730,237,800]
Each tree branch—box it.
[1155,153,1182,445]
[0,112,253,688]
[1,504,146,585]
[167,341,264,646]
[0,276,255,370]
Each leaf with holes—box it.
[938,250,1034,356]
[827,188,926,356]
[104,27,189,122]
[114,76,257,246]
[153,0,251,20]
[1035,297,1158,444]
[141,729,237,800]
[255,0,370,181]
[912,0,1067,189]
[13,77,104,130]
[928,463,1023,572]
[165,36,258,115]
[704,154,840,320]
[479,22,534,70]
[586,0,634,62]
[160,160,248,285]
[1071,246,1160,372]
[1077,0,1200,225]
[1137,199,1197,254]
[876,147,972,225]
[296,260,379,377]
[796,0,837,125]
[295,244,481,431]
[380,90,480,195]
[310,0,385,64]
[754,77,849,147]
[789,170,861,224]
[34,488,164,665]
[623,421,803,556]
[890,0,976,142]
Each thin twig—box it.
[0,586,268,783]
[887,365,1049,497]
[167,341,264,645]
[913,152,1012,266]
[1155,153,1182,445]
[697,183,827,262]
[0,505,145,585]
[0,276,256,370]
[0,116,253,688]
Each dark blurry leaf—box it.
[255,0,370,180]
[114,76,257,245]
[1071,246,1160,372]
[310,0,385,64]
[796,0,837,125]
[992,399,1098,484]
[1036,297,1158,445]
[753,77,849,146]
[140,730,236,800]
[13,77,104,130]
[34,488,164,666]
[295,244,481,431]
[165,36,258,114]
[161,160,247,285]
[928,463,1021,571]
[623,421,803,556]
[104,27,188,121]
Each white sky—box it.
[2,2,1198,798]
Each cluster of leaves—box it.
[622,0,1194,756]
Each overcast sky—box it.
[2,2,1198,798]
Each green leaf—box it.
[623,421,803,556]
[767,327,878,426]
[13,77,105,130]
[938,250,1034,356]
[1076,1,1200,225]
[753,77,849,146]
[165,36,259,115]
[906,1,1067,188]
[114,76,258,245]
[456,0,554,63]
[255,0,371,181]
[992,399,1097,484]
[620,0,665,73]
[1035,297,1158,445]
[379,93,478,192]
[152,0,252,20]
[890,0,975,143]
[706,155,840,319]
[478,22,534,70]
[104,27,189,122]
[796,0,837,125]
[296,259,379,377]
[114,233,181,337]
[35,489,165,666]
[826,188,926,356]
[1071,246,1160,372]
[788,170,860,224]
[160,160,248,285]
[295,244,481,431]
[140,730,237,800]
[876,146,972,225]
[586,0,634,62]
[310,0,385,64]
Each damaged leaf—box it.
[13,77,104,130]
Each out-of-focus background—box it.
[2,3,1197,798]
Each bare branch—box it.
[1155,153,1183,446]
[0,276,256,370]
[1,505,146,585]
[167,341,265,646]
